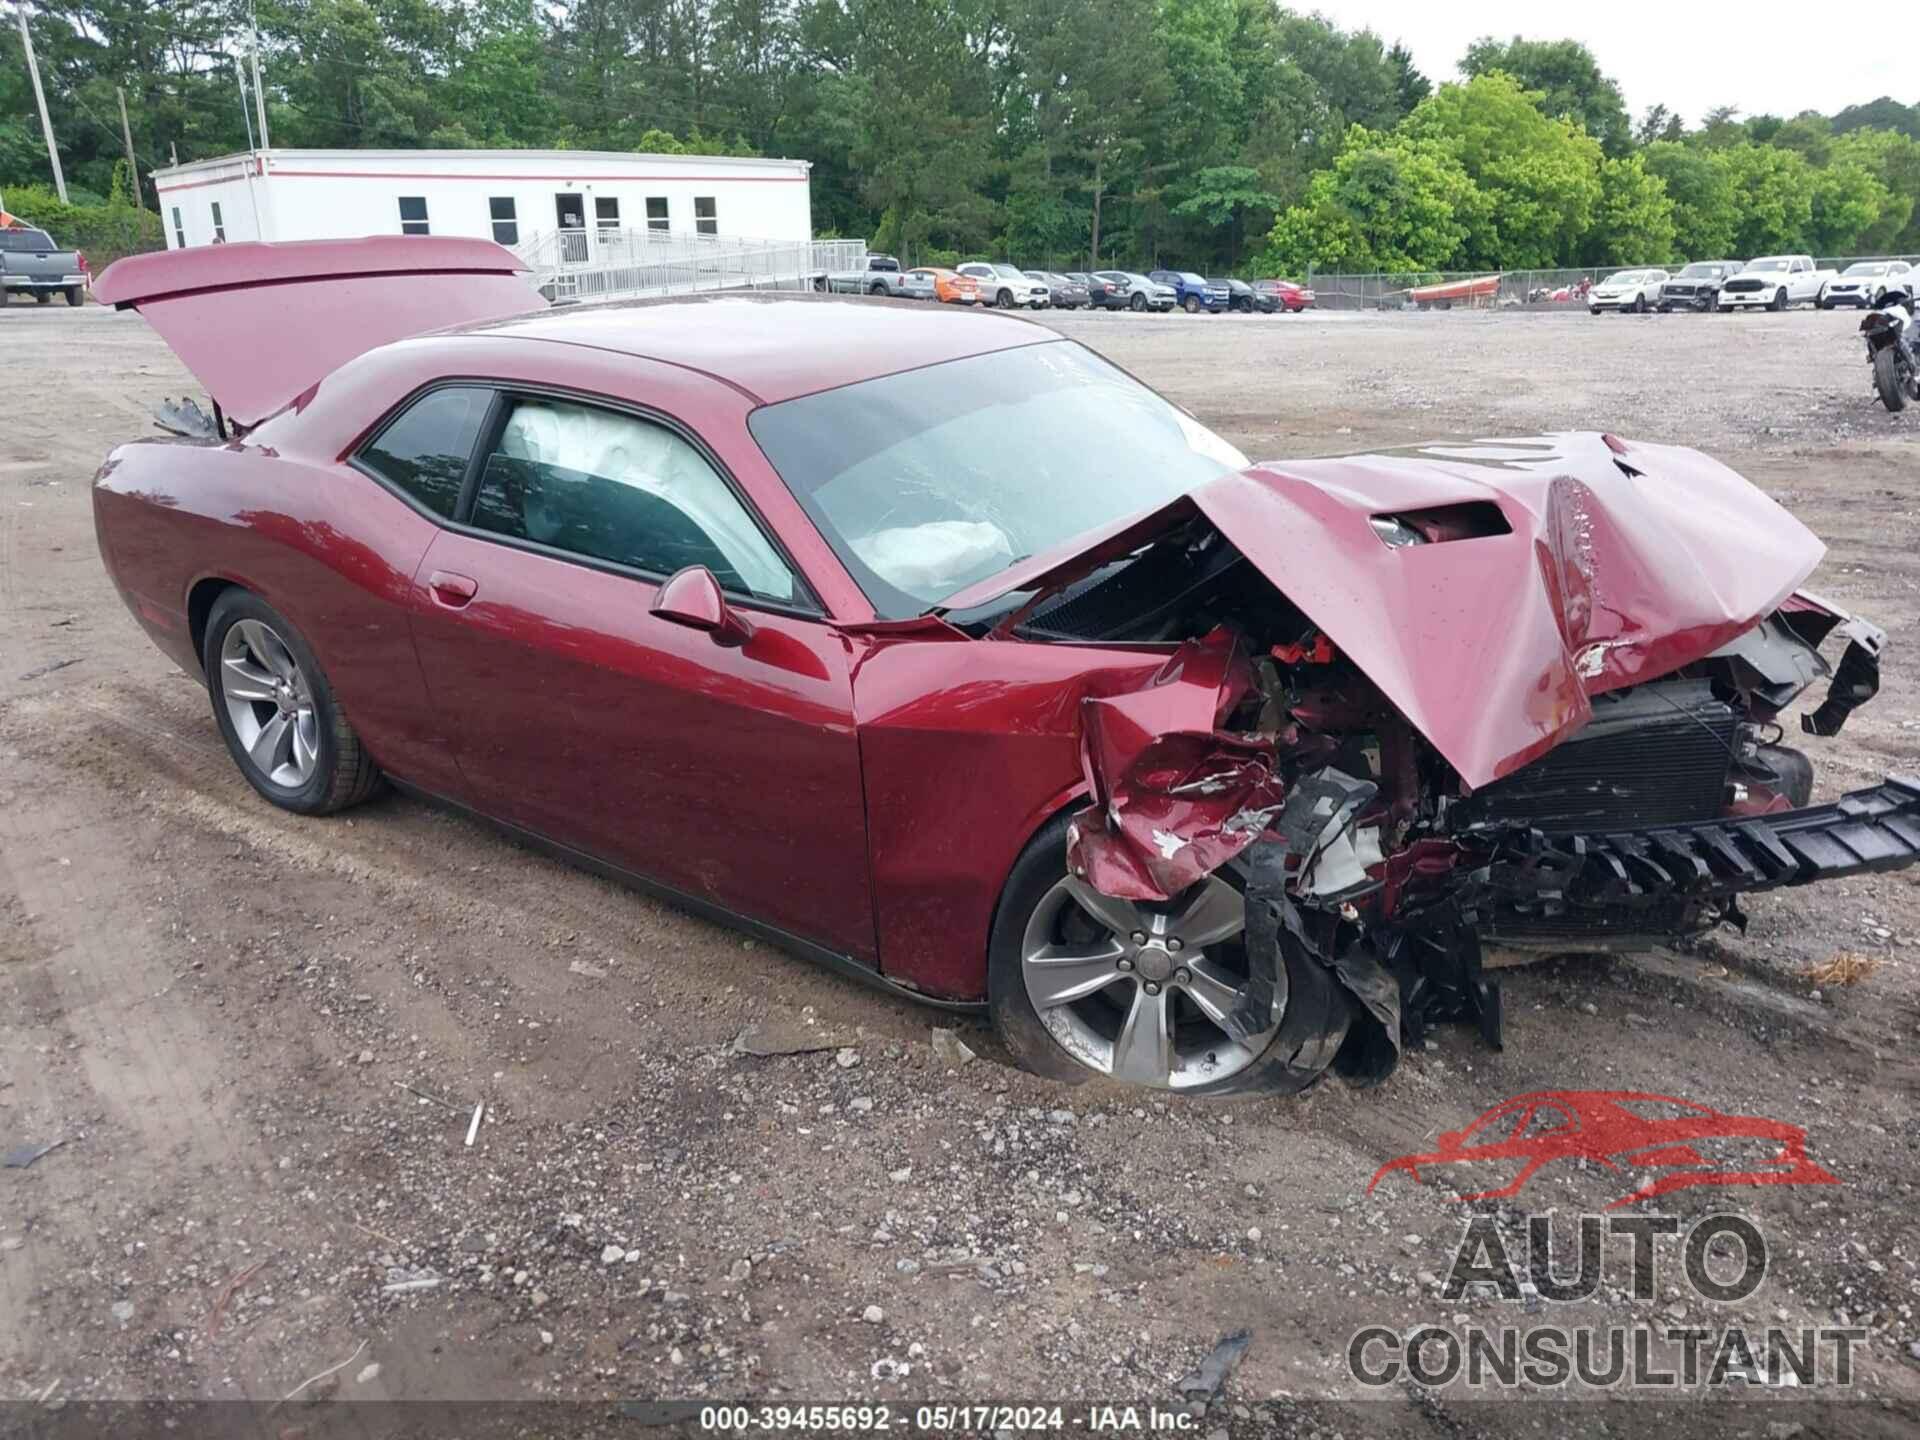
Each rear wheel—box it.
[203,591,380,815]
[868,281,887,296]
[988,815,1349,1095]
[1874,348,1909,411]
[64,286,83,306]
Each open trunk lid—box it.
[941,434,1825,789]
[92,237,547,429]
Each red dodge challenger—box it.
[90,238,1918,1096]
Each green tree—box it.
[1641,141,1739,260]
[1718,143,1815,255]
[1583,153,1676,264]
[1257,126,1477,273]
[1806,160,1887,255]
[1459,35,1629,155]
[1832,97,1919,139]
[1634,104,1683,145]
[1171,164,1280,263]
[1403,71,1602,267]
[1829,128,1920,251]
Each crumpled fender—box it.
[1065,628,1285,900]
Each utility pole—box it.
[116,86,142,210]
[248,22,269,150]
[14,3,67,203]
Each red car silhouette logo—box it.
[1368,1090,1838,1208]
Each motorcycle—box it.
[1862,286,1920,412]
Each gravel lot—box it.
[1,301,1917,1435]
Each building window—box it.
[645,196,668,233]
[594,196,620,230]
[398,196,430,236]
[171,206,185,248]
[209,201,225,242]
[489,197,518,246]
[694,196,717,236]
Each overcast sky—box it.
[1305,1,1910,127]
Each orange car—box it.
[909,266,980,306]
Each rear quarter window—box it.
[356,386,493,518]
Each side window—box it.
[398,196,430,236]
[489,197,518,246]
[210,201,226,242]
[171,206,186,248]
[469,397,797,604]
[357,387,492,518]
[595,196,620,230]
[646,196,669,233]
[694,196,717,235]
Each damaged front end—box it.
[967,435,1919,1089]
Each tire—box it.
[1716,303,1731,313]
[868,281,887,296]
[34,290,51,304]
[1129,292,1146,312]
[993,288,1013,309]
[203,590,381,815]
[1629,295,1644,314]
[1183,295,1201,313]
[1589,306,1601,316]
[1657,303,1671,314]
[1873,348,1908,412]
[987,813,1350,1096]
[64,286,83,306]
[1771,287,1788,312]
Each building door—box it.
[554,192,587,263]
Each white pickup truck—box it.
[1717,255,1837,312]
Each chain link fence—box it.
[1303,256,1920,312]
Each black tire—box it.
[868,281,887,296]
[986,813,1351,1096]
[34,290,51,304]
[1771,287,1788,312]
[1657,303,1671,313]
[1182,295,1200,313]
[203,590,381,815]
[1629,294,1644,314]
[1129,291,1146,312]
[1716,303,1731,313]
[995,288,1014,309]
[64,286,82,306]
[1873,348,1908,412]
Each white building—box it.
[149,148,814,262]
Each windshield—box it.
[1603,271,1645,285]
[1845,262,1890,276]
[992,264,1026,281]
[1747,259,1790,272]
[1181,272,1208,286]
[1678,263,1724,277]
[748,342,1249,619]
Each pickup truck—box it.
[823,254,914,297]
[0,226,86,306]
[1717,255,1837,312]
[1148,268,1229,313]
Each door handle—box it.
[428,570,478,608]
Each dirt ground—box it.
[2,300,1918,1437]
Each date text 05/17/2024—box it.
[695,1404,1199,1431]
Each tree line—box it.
[5,2,1918,276]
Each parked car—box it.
[91,236,1916,1096]
[1718,255,1839,311]
[1093,270,1175,311]
[1656,261,1744,312]
[0,225,86,306]
[956,262,1048,310]
[1069,271,1128,310]
[1821,260,1914,310]
[1214,278,1276,314]
[1025,270,1090,310]
[907,266,980,306]
[1588,268,1670,314]
[1255,278,1315,312]
[1149,269,1229,313]
[824,253,913,297]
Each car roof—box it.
[453,293,1054,406]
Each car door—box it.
[405,384,877,963]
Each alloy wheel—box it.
[219,618,320,789]
[1019,874,1279,1089]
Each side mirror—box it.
[651,566,753,648]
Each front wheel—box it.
[1771,288,1788,312]
[987,815,1350,1095]
[204,590,381,814]
[1129,292,1146,312]
[996,289,1015,309]
[1874,348,1909,412]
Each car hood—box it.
[938,433,1823,788]
[92,237,547,428]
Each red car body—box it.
[1256,279,1315,312]
[1367,1089,1839,1207]
[88,239,1917,1082]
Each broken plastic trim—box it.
[1801,617,1883,737]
